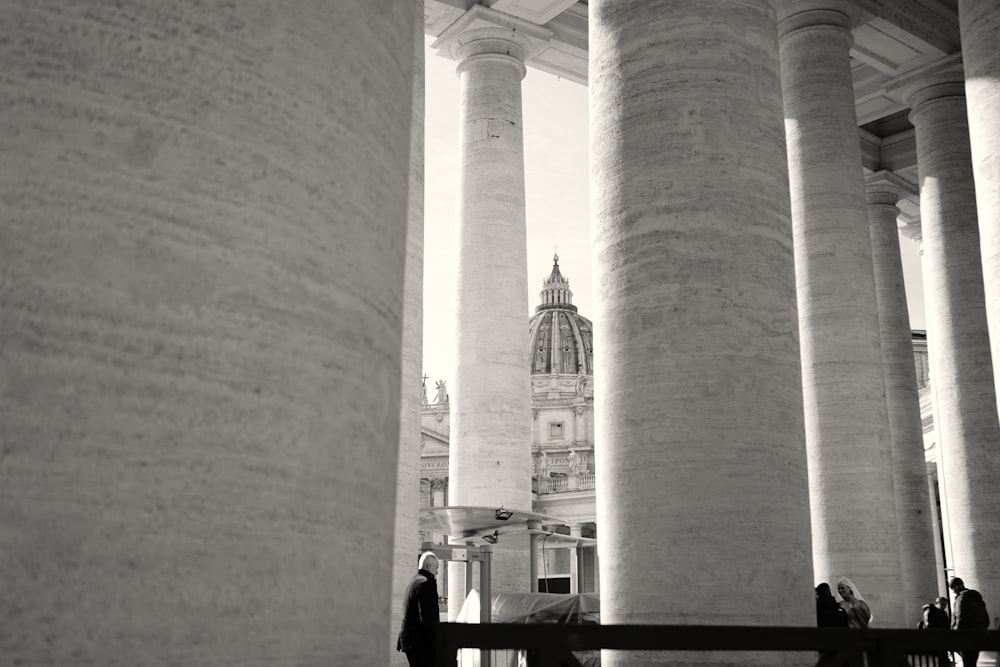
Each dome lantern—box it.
[528,255,594,375]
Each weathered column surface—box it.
[433,7,547,614]
[0,2,415,665]
[886,55,1000,618]
[960,0,1000,403]
[779,3,904,626]
[390,13,425,666]
[865,172,940,625]
[591,2,813,663]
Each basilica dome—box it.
[528,255,594,375]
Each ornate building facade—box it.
[420,257,599,601]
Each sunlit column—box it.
[431,6,552,614]
[959,0,1000,403]
[0,2,416,664]
[886,53,1000,614]
[591,2,813,663]
[779,2,904,626]
[865,171,940,624]
[389,13,425,666]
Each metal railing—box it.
[436,623,1000,667]
[538,477,568,494]
[537,475,596,495]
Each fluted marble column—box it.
[0,2,416,665]
[886,54,1000,618]
[591,3,813,661]
[959,0,1000,402]
[435,8,544,614]
[779,3,904,626]
[865,171,940,624]
[389,14,425,666]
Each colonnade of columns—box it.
[779,3,905,627]
[4,1,1000,665]
[886,55,1000,613]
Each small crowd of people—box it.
[396,552,994,667]
[816,575,993,667]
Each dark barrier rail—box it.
[436,623,1000,667]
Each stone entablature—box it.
[531,373,592,399]
[421,459,450,475]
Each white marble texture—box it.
[888,56,1000,623]
[779,4,905,627]
[866,172,940,625]
[447,29,534,611]
[960,0,1000,409]
[0,2,416,664]
[590,1,813,663]
[390,12,426,666]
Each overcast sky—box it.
[421,37,925,390]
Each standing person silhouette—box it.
[817,583,850,627]
[837,576,873,629]
[397,552,441,667]
[950,577,990,667]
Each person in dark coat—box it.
[950,577,990,667]
[919,600,949,629]
[816,582,849,663]
[397,552,441,667]
[817,583,850,627]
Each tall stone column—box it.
[886,54,1000,615]
[389,13,425,666]
[590,2,813,662]
[0,2,416,665]
[865,171,940,624]
[432,7,550,614]
[926,461,948,595]
[959,0,1000,402]
[779,3,904,626]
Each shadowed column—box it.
[886,54,1000,621]
[590,1,813,664]
[0,2,416,664]
[390,12,426,666]
[865,171,940,625]
[959,0,1000,405]
[779,2,904,626]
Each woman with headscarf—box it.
[836,576,874,629]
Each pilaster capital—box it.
[431,4,552,75]
[883,53,965,113]
[778,0,875,37]
[864,169,915,207]
[897,214,924,252]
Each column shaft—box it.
[894,60,1000,612]
[866,175,940,624]
[0,2,416,664]
[390,14,426,666]
[779,6,904,625]
[448,32,533,608]
[590,2,813,660]
[959,0,1000,403]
